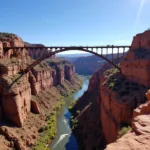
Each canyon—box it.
[0,33,83,150]
[70,30,150,150]
[0,30,150,150]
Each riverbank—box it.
[49,77,89,150]
[32,75,83,150]
[33,98,65,150]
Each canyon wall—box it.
[71,30,150,150]
[71,59,123,150]
[106,92,150,150]
[0,33,76,127]
[99,30,150,145]
[121,30,150,86]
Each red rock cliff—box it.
[71,30,150,150]
[100,30,150,144]
[121,30,150,86]
[71,58,123,150]
[0,33,76,127]
[106,91,150,150]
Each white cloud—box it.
[134,0,146,28]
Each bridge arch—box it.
[3,46,130,74]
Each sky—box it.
[0,0,150,53]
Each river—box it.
[49,77,89,150]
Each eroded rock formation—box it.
[71,30,150,150]
[121,30,150,86]
[106,92,150,150]
[0,33,76,127]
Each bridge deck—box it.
[3,45,131,73]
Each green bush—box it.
[68,101,76,111]
[70,118,78,130]
[118,126,131,138]
[33,99,64,150]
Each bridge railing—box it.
[3,45,130,73]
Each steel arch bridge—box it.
[3,45,130,74]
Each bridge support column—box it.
[101,48,103,55]
[117,47,119,60]
[106,47,108,58]
[123,47,125,58]
[112,47,114,61]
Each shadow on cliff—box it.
[0,119,16,127]
[7,73,24,89]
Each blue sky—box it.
[0,0,150,47]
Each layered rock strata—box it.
[106,92,150,150]
[71,30,150,150]
[0,33,76,127]
[121,30,150,86]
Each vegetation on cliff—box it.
[118,126,131,138]
[0,32,16,39]
[33,98,64,150]
[103,68,147,105]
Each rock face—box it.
[100,31,150,144]
[131,30,150,50]
[1,75,31,127]
[64,64,75,81]
[0,33,76,127]
[106,94,150,150]
[71,58,123,150]
[29,61,75,95]
[0,33,24,47]
[121,30,150,86]
[0,58,75,127]
[100,71,146,144]
[71,30,150,150]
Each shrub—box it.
[33,99,64,150]
[109,82,115,89]
[118,126,131,138]
[70,118,78,130]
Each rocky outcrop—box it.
[131,30,150,50]
[28,61,75,95]
[106,92,150,150]
[64,64,75,81]
[1,75,31,127]
[29,69,55,95]
[0,33,24,47]
[121,30,150,86]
